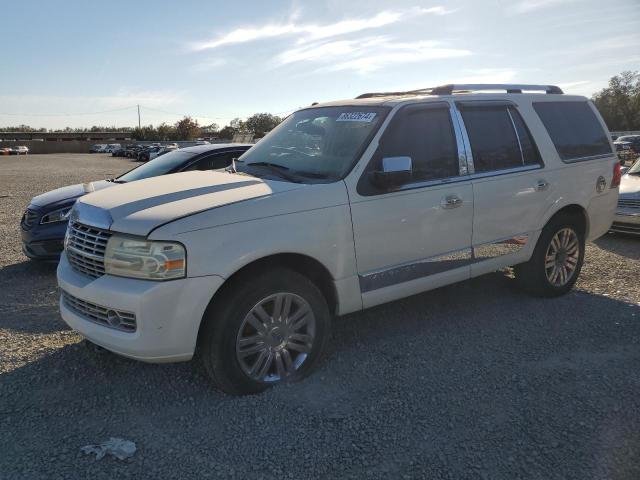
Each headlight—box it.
[104,235,186,280]
[40,206,72,224]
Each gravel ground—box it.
[1,154,639,479]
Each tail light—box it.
[611,162,622,188]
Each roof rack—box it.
[355,83,563,99]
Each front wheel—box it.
[199,268,331,395]
[515,214,585,297]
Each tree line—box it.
[0,112,283,141]
[3,71,639,136]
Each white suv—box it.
[57,84,620,395]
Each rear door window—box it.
[460,105,541,173]
[533,101,612,161]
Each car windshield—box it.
[117,150,197,182]
[236,106,389,182]
[628,159,640,175]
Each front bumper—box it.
[611,209,640,235]
[21,215,68,260]
[57,253,225,363]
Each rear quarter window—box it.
[533,101,612,162]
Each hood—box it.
[620,173,640,197]
[74,171,305,236]
[30,180,113,208]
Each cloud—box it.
[190,7,454,51]
[509,0,577,14]
[275,36,470,73]
[190,58,228,72]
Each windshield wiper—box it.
[107,178,127,183]
[245,162,302,183]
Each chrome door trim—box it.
[359,247,473,293]
[473,234,529,261]
[358,234,530,293]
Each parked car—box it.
[125,144,143,158]
[137,145,177,162]
[20,144,251,260]
[89,144,108,153]
[616,135,640,153]
[11,145,29,155]
[56,84,619,395]
[104,143,122,153]
[111,147,127,157]
[611,157,640,235]
[1,147,13,155]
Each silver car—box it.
[612,159,640,235]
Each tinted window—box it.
[183,152,239,171]
[509,107,542,166]
[117,150,197,182]
[376,106,459,183]
[461,107,523,172]
[533,101,612,161]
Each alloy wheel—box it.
[544,227,580,287]
[235,292,316,382]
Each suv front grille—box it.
[66,222,111,278]
[21,209,38,230]
[62,290,136,332]
[618,198,640,209]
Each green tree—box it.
[218,125,236,140]
[592,71,640,131]
[174,116,201,140]
[156,123,176,141]
[244,113,282,137]
[201,122,220,135]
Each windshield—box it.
[628,159,640,175]
[237,106,389,182]
[117,150,197,182]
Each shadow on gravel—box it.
[0,259,61,334]
[595,233,640,260]
[2,271,640,479]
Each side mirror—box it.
[370,156,412,188]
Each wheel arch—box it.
[196,252,338,347]
[543,203,589,237]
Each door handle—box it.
[441,195,463,209]
[535,179,549,192]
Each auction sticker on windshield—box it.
[336,112,377,122]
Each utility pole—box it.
[137,104,141,129]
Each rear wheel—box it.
[199,268,331,395]
[515,214,585,297]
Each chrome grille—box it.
[62,290,136,332]
[618,198,640,209]
[21,209,38,230]
[66,222,111,278]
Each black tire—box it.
[199,268,331,395]
[515,213,585,297]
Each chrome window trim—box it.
[451,105,475,175]
[507,107,525,166]
[559,153,616,164]
[467,164,542,180]
[449,104,469,176]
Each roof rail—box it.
[356,83,563,99]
